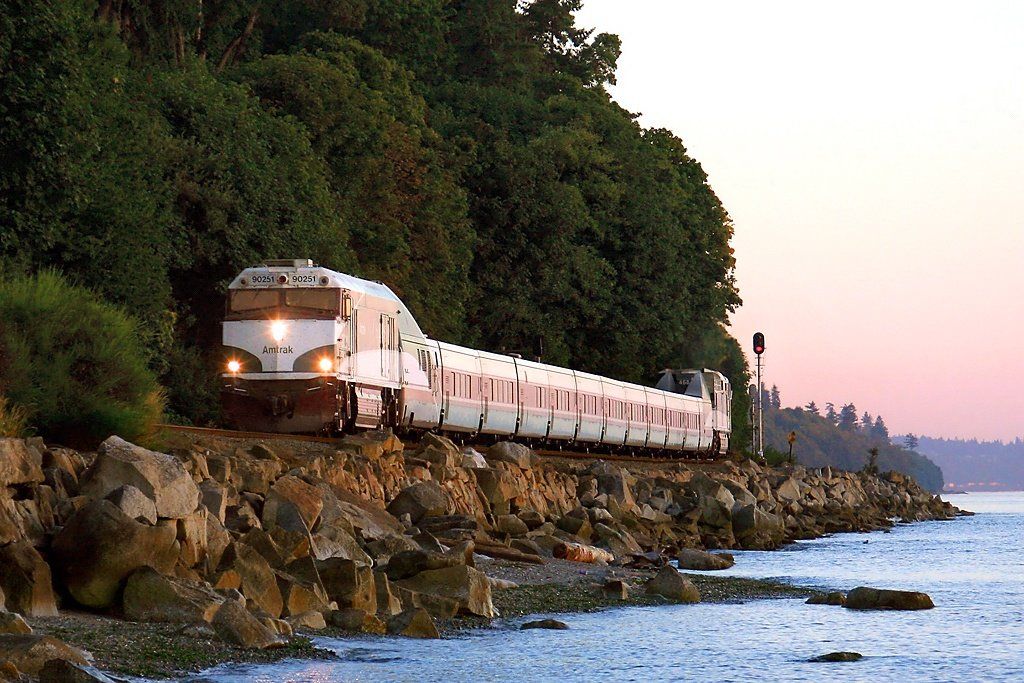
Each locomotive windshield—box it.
[227,288,340,319]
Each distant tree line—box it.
[0,0,749,441]
[757,385,942,490]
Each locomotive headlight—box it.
[270,320,287,342]
[227,360,241,373]
[318,357,333,373]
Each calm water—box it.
[190,492,1024,682]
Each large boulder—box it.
[105,485,157,525]
[263,476,323,534]
[385,550,462,581]
[386,481,448,524]
[486,442,535,469]
[315,559,377,614]
[732,504,785,549]
[81,437,199,519]
[122,567,224,624]
[0,541,59,617]
[215,542,284,618]
[396,565,495,618]
[676,548,735,571]
[210,599,285,649]
[0,439,44,488]
[51,500,178,608]
[844,587,934,610]
[0,634,88,676]
[644,566,701,603]
[386,608,439,638]
[277,573,330,618]
[328,608,386,634]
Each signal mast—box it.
[753,332,765,461]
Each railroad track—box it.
[155,423,722,465]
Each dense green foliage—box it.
[0,272,164,446]
[761,394,944,491]
[1,0,746,435]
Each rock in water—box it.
[51,500,178,609]
[844,587,934,610]
[328,608,387,634]
[644,566,701,603]
[806,592,847,606]
[81,437,200,519]
[0,634,89,676]
[0,541,59,617]
[387,609,440,639]
[520,619,568,630]
[676,548,735,570]
[810,651,863,662]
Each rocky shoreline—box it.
[0,432,963,680]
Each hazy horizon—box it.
[578,0,1024,442]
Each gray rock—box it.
[82,437,199,519]
[386,481,448,524]
[810,651,863,662]
[676,548,735,571]
[106,484,157,525]
[486,442,536,469]
[0,541,59,617]
[644,566,701,603]
[211,599,285,649]
[520,619,568,630]
[806,591,846,606]
[844,587,934,610]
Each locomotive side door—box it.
[380,313,398,384]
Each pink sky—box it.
[577,1,1024,441]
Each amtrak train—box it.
[221,260,732,455]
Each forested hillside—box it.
[760,390,944,491]
[1,0,748,440]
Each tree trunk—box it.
[216,9,259,72]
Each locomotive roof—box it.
[228,262,424,337]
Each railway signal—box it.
[752,331,766,462]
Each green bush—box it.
[0,271,164,447]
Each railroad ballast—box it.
[221,260,732,455]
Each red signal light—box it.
[753,332,765,356]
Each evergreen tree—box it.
[825,402,838,425]
[904,433,919,451]
[860,411,873,432]
[805,401,819,415]
[871,415,890,441]
[770,385,781,410]
[838,404,859,431]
